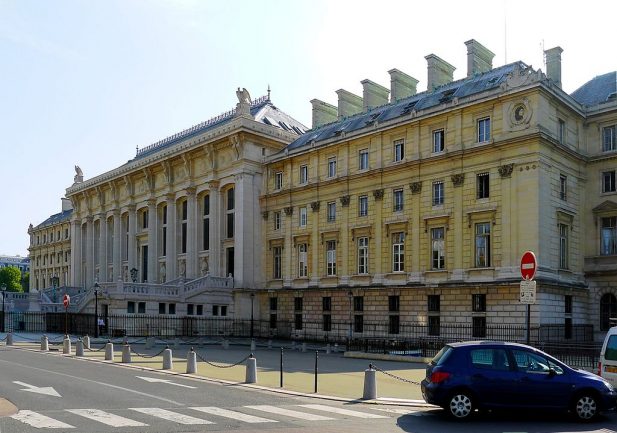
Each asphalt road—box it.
[1,346,617,433]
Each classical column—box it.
[98,213,107,282]
[208,182,220,277]
[127,205,137,278]
[165,194,177,281]
[112,210,122,281]
[147,199,157,284]
[70,218,82,287]
[186,188,197,278]
[85,216,94,289]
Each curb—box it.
[4,344,433,408]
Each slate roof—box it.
[570,71,617,107]
[132,97,308,161]
[285,62,525,152]
[34,209,72,229]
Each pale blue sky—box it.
[1,0,615,257]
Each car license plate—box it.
[606,365,617,373]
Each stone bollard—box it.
[250,339,256,351]
[326,343,331,354]
[63,336,72,355]
[76,339,84,357]
[163,347,173,370]
[41,335,49,351]
[222,340,229,350]
[301,342,307,353]
[267,339,272,349]
[363,364,377,400]
[122,344,131,363]
[245,354,257,384]
[145,336,154,349]
[186,348,197,374]
[105,341,114,361]
[83,335,90,350]
[6,332,13,346]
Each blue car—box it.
[421,341,617,421]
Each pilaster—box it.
[165,194,177,281]
[147,199,157,283]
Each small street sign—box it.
[520,279,537,304]
[520,251,537,281]
[63,294,70,308]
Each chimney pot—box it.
[310,99,338,129]
[544,46,563,88]
[425,54,456,91]
[464,39,495,77]
[361,79,389,112]
[336,89,363,120]
[388,69,419,101]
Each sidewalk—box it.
[0,332,430,406]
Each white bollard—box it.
[163,348,173,370]
[222,340,229,350]
[6,332,13,346]
[250,339,256,351]
[122,344,131,363]
[76,339,84,357]
[63,336,72,355]
[41,335,49,351]
[105,342,114,361]
[363,365,377,400]
[83,335,90,350]
[186,349,197,374]
[326,343,331,354]
[245,355,257,384]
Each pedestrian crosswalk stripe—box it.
[11,410,75,429]
[191,406,277,423]
[370,407,425,415]
[66,409,148,427]
[244,405,334,421]
[130,408,213,425]
[298,404,389,419]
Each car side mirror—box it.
[548,368,556,377]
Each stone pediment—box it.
[592,200,617,213]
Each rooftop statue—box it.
[74,165,84,183]
[236,87,251,105]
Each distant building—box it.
[0,255,29,275]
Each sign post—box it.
[520,251,537,345]
[63,294,70,336]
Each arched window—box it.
[600,293,617,331]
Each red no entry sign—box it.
[63,294,70,308]
[520,251,537,280]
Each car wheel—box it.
[572,393,598,421]
[447,392,474,420]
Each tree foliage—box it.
[21,272,30,292]
[0,267,23,292]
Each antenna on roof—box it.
[267,84,271,101]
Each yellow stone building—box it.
[261,41,617,341]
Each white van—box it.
[599,326,617,387]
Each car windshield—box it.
[431,345,453,366]
[606,335,617,361]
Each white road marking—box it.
[369,407,423,415]
[245,405,334,421]
[136,376,197,389]
[130,408,212,425]
[298,404,388,418]
[191,406,277,423]
[66,409,148,427]
[13,381,61,397]
[11,410,74,429]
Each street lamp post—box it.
[250,292,255,340]
[348,291,353,342]
[94,282,100,338]
[1,284,6,333]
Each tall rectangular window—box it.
[359,195,368,217]
[389,295,400,312]
[273,246,282,279]
[431,227,445,269]
[226,188,234,238]
[322,296,331,311]
[558,119,566,144]
[478,117,491,143]
[393,139,404,162]
[560,175,567,201]
[565,295,573,314]
[323,314,332,332]
[433,129,445,153]
[274,211,281,230]
[432,181,444,206]
[559,223,569,269]
[328,157,337,178]
[603,125,616,152]
[142,209,148,229]
[294,297,303,330]
[181,200,188,254]
[202,195,210,250]
[428,295,440,312]
[392,232,405,272]
[389,315,400,335]
[475,223,491,268]
[269,297,278,311]
[359,149,369,170]
[326,240,336,276]
[162,205,167,256]
[603,170,616,193]
[393,188,404,212]
[472,294,486,312]
[472,317,487,338]
[357,236,368,274]
[300,165,308,184]
[327,202,336,222]
[601,217,617,255]
[298,243,308,277]
[275,171,283,190]
[299,207,307,228]
[428,316,440,336]
[477,173,489,199]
